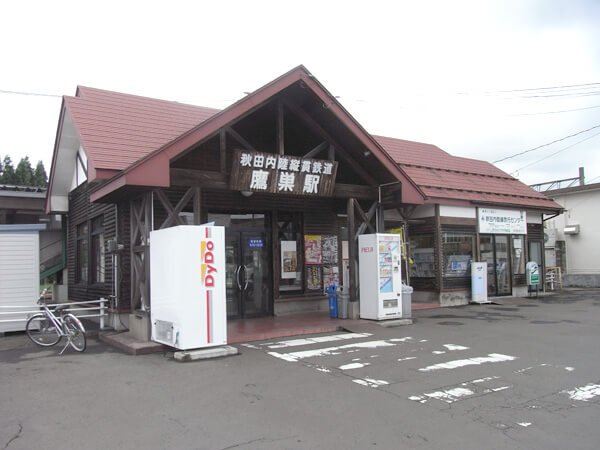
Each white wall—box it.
[546,187,600,275]
[0,229,40,332]
[439,205,476,218]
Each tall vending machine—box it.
[150,225,227,350]
[358,233,403,320]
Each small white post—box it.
[100,298,106,330]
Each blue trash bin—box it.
[327,285,338,318]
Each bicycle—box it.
[25,293,87,354]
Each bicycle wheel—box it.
[63,314,86,352]
[26,313,61,347]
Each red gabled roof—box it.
[49,66,561,213]
[64,86,219,178]
[374,135,562,211]
[88,65,425,204]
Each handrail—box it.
[0,298,108,329]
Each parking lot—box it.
[2,288,600,449]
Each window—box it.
[76,223,89,283]
[76,215,106,285]
[91,216,105,283]
[409,234,435,278]
[278,212,303,293]
[512,235,525,275]
[442,232,474,278]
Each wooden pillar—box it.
[271,210,280,302]
[277,100,284,155]
[347,198,357,302]
[219,130,227,173]
[435,204,443,293]
[193,187,202,225]
[377,202,385,232]
[130,192,152,312]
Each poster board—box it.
[280,240,297,279]
[304,235,322,264]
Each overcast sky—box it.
[1,0,599,186]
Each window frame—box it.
[441,231,475,278]
[75,214,107,286]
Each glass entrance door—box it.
[225,230,271,319]
[480,234,512,296]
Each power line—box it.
[511,104,600,116]
[0,89,62,98]
[493,124,600,164]
[486,81,600,94]
[512,130,600,174]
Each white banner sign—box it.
[478,208,527,234]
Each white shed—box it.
[0,224,45,332]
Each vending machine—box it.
[358,233,403,320]
[150,225,227,350]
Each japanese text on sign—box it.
[230,150,338,196]
[478,208,527,234]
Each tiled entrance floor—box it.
[101,302,440,354]
[228,302,440,344]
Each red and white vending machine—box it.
[150,225,227,349]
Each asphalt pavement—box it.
[1,288,599,449]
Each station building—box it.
[45,66,562,334]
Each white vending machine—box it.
[471,262,489,304]
[358,233,403,320]
[150,225,227,350]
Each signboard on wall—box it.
[230,150,338,196]
[478,208,527,234]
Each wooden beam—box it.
[271,211,280,301]
[377,203,385,232]
[193,187,202,225]
[435,204,443,292]
[328,144,335,161]
[160,188,195,229]
[282,100,378,185]
[354,201,377,238]
[226,126,257,153]
[219,129,227,173]
[277,100,284,155]
[332,183,376,199]
[347,198,357,302]
[304,141,329,159]
[170,168,229,189]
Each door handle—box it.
[235,265,242,290]
[243,264,249,290]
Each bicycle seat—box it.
[53,305,69,313]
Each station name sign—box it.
[478,208,527,234]
[230,150,338,196]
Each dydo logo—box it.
[200,227,218,343]
[200,230,217,288]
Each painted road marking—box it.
[418,353,518,372]
[266,333,372,349]
[562,383,600,401]
[443,344,469,351]
[339,362,371,370]
[268,340,397,362]
[409,377,511,404]
[353,378,389,388]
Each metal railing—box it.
[0,298,108,330]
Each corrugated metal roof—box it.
[65,86,219,172]
[374,135,561,210]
